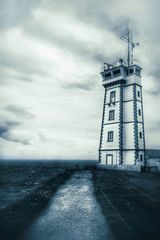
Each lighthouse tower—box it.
[99,29,146,169]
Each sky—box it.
[0,0,160,160]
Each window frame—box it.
[113,69,121,76]
[109,110,115,121]
[138,109,141,116]
[106,154,113,165]
[105,72,112,78]
[107,131,114,142]
[136,68,141,76]
[139,131,142,139]
[129,68,134,74]
[110,91,116,103]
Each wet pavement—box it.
[24,171,114,240]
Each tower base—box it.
[97,163,141,172]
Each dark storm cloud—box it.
[0,120,30,145]
[4,135,30,145]
[6,105,35,119]
[0,120,19,135]
[2,134,30,145]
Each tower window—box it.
[138,109,141,116]
[139,131,142,139]
[113,69,120,76]
[110,91,116,103]
[136,68,141,76]
[109,110,115,120]
[105,72,111,78]
[137,90,140,97]
[107,131,114,142]
[130,68,134,74]
[127,67,135,75]
[140,154,143,161]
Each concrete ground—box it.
[23,171,113,240]
[93,169,160,240]
[1,168,160,240]
[21,170,160,240]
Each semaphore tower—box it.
[99,28,146,170]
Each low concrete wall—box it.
[146,158,160,172]
[142,166,158,173]
[97,164,141,172]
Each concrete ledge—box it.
[97,164,141,172]
[141,166,158,172]
[146,158,160,172]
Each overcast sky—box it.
[0,0,160,160]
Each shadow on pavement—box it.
[0,171,73,240]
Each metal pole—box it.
[128,28,130,67]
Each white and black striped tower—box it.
[99,29,146,169]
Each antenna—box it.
[120,26,139,67]
[104,63,113,70]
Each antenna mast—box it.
[127,28,130,67]
[120,27,139,67]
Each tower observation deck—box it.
[98,29,146,170]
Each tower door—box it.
[106,154,113,165]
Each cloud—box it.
[63,82,92,91]
[0,120,30,145]
[145,89,160,97]
[21,7,123,66]
[0,120,19,135]
[0,0,40,30]
[62,76,98,91]
[6,105,35,119]
[0,0,160,159]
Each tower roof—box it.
[100,62,142,87]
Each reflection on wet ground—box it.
[24,171,114,240]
